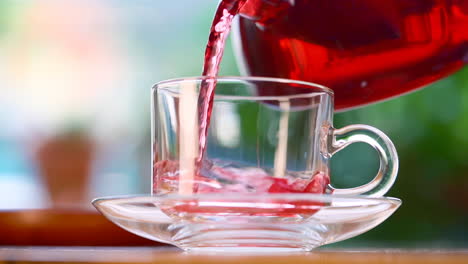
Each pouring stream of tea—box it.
[197,0,249,162]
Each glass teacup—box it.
[152,76,398,200]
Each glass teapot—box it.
[233,0,468,110]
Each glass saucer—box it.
[92,194,401,252]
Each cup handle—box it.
[328,124,398,197]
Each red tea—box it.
[153,160,330,195]
[153,160,329,217]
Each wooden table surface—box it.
[1,247,467,264]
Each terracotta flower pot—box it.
[35,132,94,209]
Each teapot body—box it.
[234,0,468,110]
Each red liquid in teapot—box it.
[235,0,468,110]
[181,0,468,177]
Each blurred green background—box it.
[0,0,467,247]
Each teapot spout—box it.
[239,0,292,24]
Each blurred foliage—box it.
[0,0,22,37]
[329,67,468,247]
[0,1,8,36]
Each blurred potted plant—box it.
[35,126,94,209]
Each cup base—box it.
[175,227,322,252]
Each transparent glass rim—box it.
[93,193,401,206]
[153,76,334,101]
